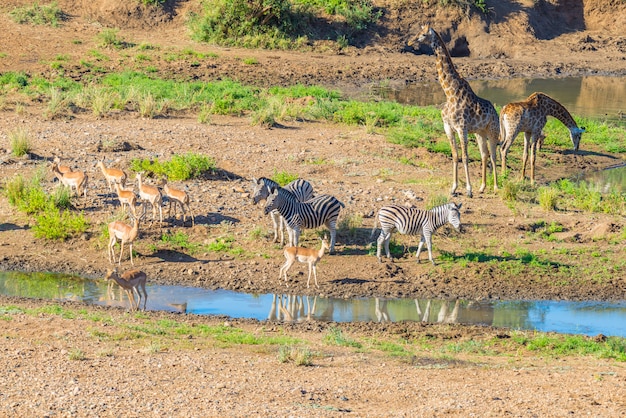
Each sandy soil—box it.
[0,0,625,416]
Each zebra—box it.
[252,177,314,244]
[372,202,462,265]
[263,185,344,253]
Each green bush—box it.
[130,153,216,181]
[271,170,299,186]
[33,210,89,241]
[9,2,65,27]
[3,173,90,241]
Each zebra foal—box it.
[263,185,344,254]
[373,202,462,265]
[252,177,314,245]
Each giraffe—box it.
[499,92,585,184]
[409,26,499,198]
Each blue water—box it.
[1,271,624,338]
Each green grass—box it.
[2,302,625,363]
[323,326,362,348]
[9,1,65,27]
[1,70,624,170]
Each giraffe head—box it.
[407,26,434,48]
[570,127,585,151]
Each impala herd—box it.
[51,156,197,311]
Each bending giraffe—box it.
[500,92,585,184]
[409,26,499,198]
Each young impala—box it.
[52,156,72,174]
[114,182,137,217]
[96,158,127,193]
[279,236,330,288]
[161,179,195,226]
[51,162,88,198]
[107,205,146,265]
[136,173,163,225]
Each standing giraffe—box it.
[500,92,585,184]
[409,26,499,198]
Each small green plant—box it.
[248,226,265,240]
[68,348,86,361]
[9,2,65,26]
[271,170,299,186]
[9,127,31,157]
[323,326,362,348]
[160,231,201,254]
[242,57,258,65]
[277,345,313,366]
[500,180,521,202]
[96,28,131,49]
[44,87,70,120]
[425,194,448,210]
[537,186,559,211]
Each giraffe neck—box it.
[539,93,579,130]
[429,29,474,100]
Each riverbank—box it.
[0,1,625,416]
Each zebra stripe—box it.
[252,177,314,204]
[264,185,344,253]
[374,202,462,265]
[252,177,314,244]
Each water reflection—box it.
[574,164,626,194]
[0,271,625,337]
[372,76,626,124]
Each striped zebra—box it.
[252,177,314,244]
[373,202,462,265]
[263,185,344,253]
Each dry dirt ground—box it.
[0,0,625,416]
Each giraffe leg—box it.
[487,128,499,191]
[444,123,460,196]
[530,136,538,185]
[459,132,473,198]
[475,133,489,193]
[521,133,531,181]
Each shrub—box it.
[96,29,129,49]
[9,127,31,157]
[537,186,559,211]
[33,210,89,241]
[187,0,303,48]
[130,153,216,181]
[271,170,298,186]
[3,172,89,241]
